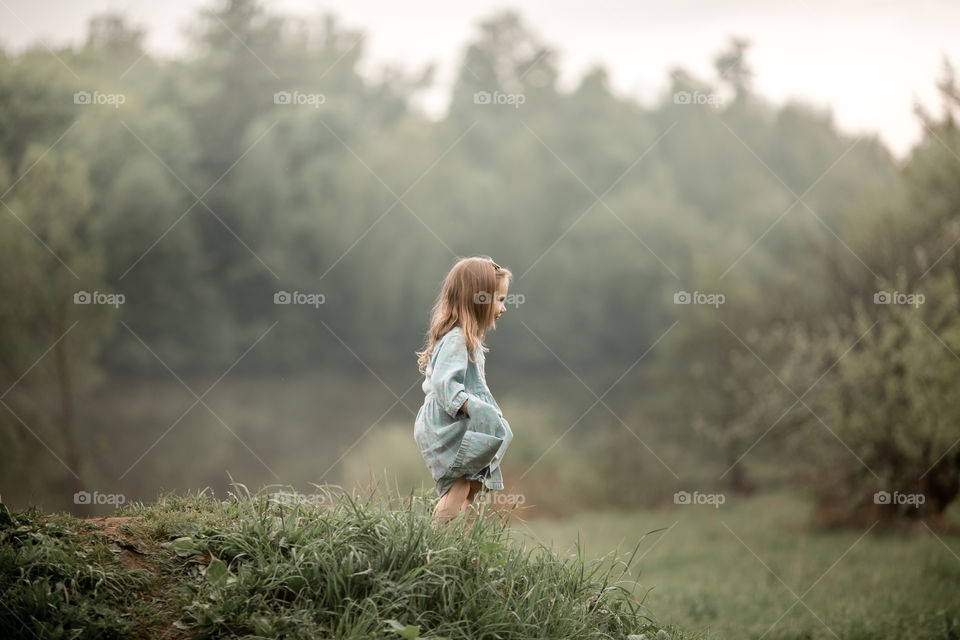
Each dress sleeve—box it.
[430,330,470,419]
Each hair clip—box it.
[491,261,502,271]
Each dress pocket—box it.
[450,429,504,477]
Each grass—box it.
[4,484,957,639]
[0,504,175,639]
[0,483,696,640]
[518,491,960,640]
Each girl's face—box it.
[491,279,509,326]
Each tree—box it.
[714,36,753,102]
[757,60,960,527]
[0,146,114,513]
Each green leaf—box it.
[205,557,228,588]
[385,619,421,639]
[170,536,203,557]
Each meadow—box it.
[7,369,957,639]
[3,484,956,639]
[518,491,960,640]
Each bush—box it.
[754,270,960,527]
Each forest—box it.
[1,0,959,532]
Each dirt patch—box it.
[84,516,148,570]
[86,515,142,537]
[82,515,190,639]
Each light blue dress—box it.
[414,325,513,498]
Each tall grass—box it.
[162,482,678,639]
[0,503,155,639]
[1,484,695,639]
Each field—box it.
[2,486,958,639]
[5,370,959,639]
[517,491,960,639]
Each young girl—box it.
[414,256,514,524]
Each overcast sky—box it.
[2,0,958,158]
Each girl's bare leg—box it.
[433,478,489,532]
[464,479,482,505]
[462,480,487,532]
[432,478,472,524]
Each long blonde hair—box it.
[416,255,512,374]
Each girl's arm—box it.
[430,332,498,427]
[430,332,471,419]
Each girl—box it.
[414,256,514,525]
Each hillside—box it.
[0,486,693,639]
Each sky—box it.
[1,0,958,159]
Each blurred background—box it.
[2,0,960,533]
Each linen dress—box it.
[414,325,513,498]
